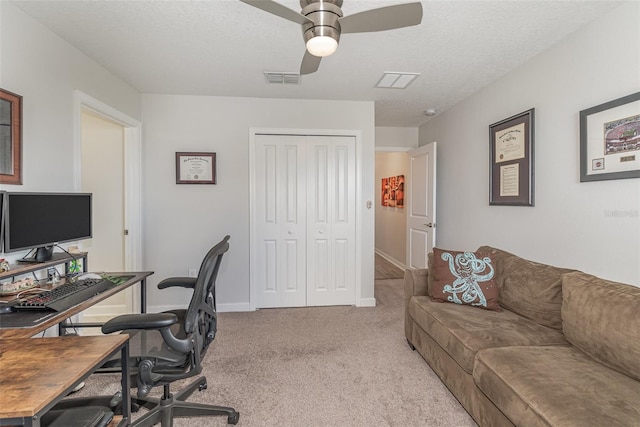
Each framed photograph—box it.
[580,92,640,182]
[175,152,216,184]
[381,175,404,208]
[489,109,535,206]
[0,88,23,185]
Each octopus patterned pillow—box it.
[430,247,500,311]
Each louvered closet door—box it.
[306,136,356,306]
[254,134,307,308]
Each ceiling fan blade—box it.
[300,51,322,75]
[340,2,423,34]
[237,0,312,26]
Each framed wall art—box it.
[381,175,404,208]
[489,108,535,206]
[580,92,640,182]
[0,88,22,185]
[175,152,216,184]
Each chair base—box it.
[131,376,239,427]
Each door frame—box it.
[249,128,364,310]
[73,90,143,313]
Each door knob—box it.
[424,223,435,228]
[288,231,293,235]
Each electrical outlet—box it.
[188,268,198,278]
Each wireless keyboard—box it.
[13,277,117,312]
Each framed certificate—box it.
[580,92,640,182]
[175,152,216,184]
[489,109,534,206]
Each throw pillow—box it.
[431,247,500,311]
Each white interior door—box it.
[79,108,131,330]
[254,134,307,308]
[306,136,356,306]
[253,133,357,308]
[406,142,437,269]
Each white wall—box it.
[0,2,141,263]
[375,126,418,150]
[419,1,640,285]
[142,95,375,311]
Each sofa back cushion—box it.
[498,255,574,330]
[562,272,640,382]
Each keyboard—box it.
[13,277,117,312]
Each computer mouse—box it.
[78,273,103,280]
[0,304,15,314]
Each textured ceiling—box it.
[11,0,624,127]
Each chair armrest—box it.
[101,313,178,334]
[157,277,197,289]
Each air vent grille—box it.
[376,72,420,89]
[264,72,301,85]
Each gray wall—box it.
[141,95,376,311]
[419,1,640,285]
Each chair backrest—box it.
[183,235,230,352]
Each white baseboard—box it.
[217,302,253,312]
[375,249,407,270]
[357,297,377,307]
[149,303,254,313]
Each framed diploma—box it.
[580,92,640,182]
[175,152,216,184]
[489,109,534,206]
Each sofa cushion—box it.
[562,271,640,382]
[408,296,567,374]
[474,346,640,427]
[499,255,574,330]
[430,248,500,311]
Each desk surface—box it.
[0,335,128,419]
[0,271,153,339]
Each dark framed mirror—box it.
[0,88,22,185]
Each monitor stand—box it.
[19,246,54,263]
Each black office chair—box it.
[101,235,239,426]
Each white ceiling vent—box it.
[264,72,301,85]
[376,72,420,89]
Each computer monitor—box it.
[4,192,92,262]
[0,191,5,253]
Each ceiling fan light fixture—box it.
[306,35,338,57]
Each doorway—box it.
[72,91,143,328]
[375,150,410,269]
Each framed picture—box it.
[175,152,216,184]
[489,109,535,206]
[0,88,23,185]
[381,175,404,208]
[580,92,640,182]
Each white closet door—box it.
[254,134,307,308]
[306,136,356,306]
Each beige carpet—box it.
[79,279,476,426]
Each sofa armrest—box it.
[404,268,429,302]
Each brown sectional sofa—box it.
[404,246,640,427]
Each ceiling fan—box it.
[238,0,423,75]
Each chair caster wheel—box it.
[228,412,239,425]
[198,382,208,391]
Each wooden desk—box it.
[0,272,153,339]
[0,335,131,427]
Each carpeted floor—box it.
[78,278,476,426]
